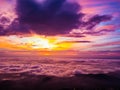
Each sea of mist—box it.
[0,55,120,80]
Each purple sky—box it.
[0,0,120,58]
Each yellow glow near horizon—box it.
[29,36,56,50]
[0,34,73,51]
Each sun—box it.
[31,37,55,50]
[26,35,57,50]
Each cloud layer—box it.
[0,54,120,77]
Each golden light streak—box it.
[0,34,73,51]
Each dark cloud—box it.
[15,0,83,35]
[0,15,10,35]
[56,40,91,44]
[8,19,30,34]
[81,15,112,30]
[65,34,85,38]
[70,15,113,36]
[0,16,10,25]
[0,26,5,35]
[0,0,113,36]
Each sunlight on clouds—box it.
[0,34,74,51]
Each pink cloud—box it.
[95,25,116,33]
[77,0,120,6]
[76,0,120,14]
[81,6,109,14]
[92,41,120,47]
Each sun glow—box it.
[29,36,56,50]
[0,34,73,51]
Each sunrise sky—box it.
[0,0,120,58]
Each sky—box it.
[0,0,120,58]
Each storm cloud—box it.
[0,0,113,36]
[15,0,83,35]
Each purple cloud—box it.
[0,0,113,36]
[56,40,91,44]
[15,0,83,35]
[81,15,112,30]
